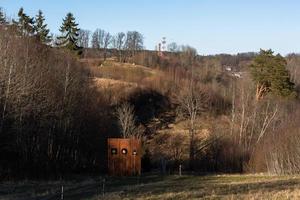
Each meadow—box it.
[1,174,300,200]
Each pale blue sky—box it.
[1,0,300,55]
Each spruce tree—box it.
[250,49,295,99]
[14,7,35,36]
[0,7,6,24]
[35,10,51,44]
[57,12,82,54]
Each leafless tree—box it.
[176,83,209,169]
[103,31,112,61]
[0,25,105,178]
[114,32,126,62]
[287,54,300,87]
[91,30,99,49]
[115,102,141,139]
[78,29,91,48]
[91,28,105,49]
[228,75,280,172]
[125,31,144,57]
[179,45,198,69]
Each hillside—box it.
[80,58,233,172]
[2,3,300,200]
[1,8,300,182]
[82,58,177,128]
[82,58,160,87]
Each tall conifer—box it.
[35,10,51,43]
[14,7,35,36]
[57,12,82,54]
[250,49,295,99]
[0,7,6,24]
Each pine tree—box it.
[57,12,82,54]
[0,7,6,24]
[14,7,35,36]
[250,49,295,99]
[35,10,51,44]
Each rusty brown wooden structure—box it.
[107,138,141,176]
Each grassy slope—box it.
[84,59,158,84]
[99,174,300,200]
[3,61,297,200]
[1,174,300,200]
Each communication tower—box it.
[161,37,167,51]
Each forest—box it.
[1,7,300,182]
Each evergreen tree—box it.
[0,7,6,24]
[250,49,295,99]
[14,7,35,36]
[57,12,82,54]
[35,10,51,44]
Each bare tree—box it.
[78,29,91,48]
[0,25,104,178]
[103,31,112,61]
[176,83,209,169]
[287,54,300,87]
[114,32,126,62]
[91,29,111,60]
[125,31,144,57]
[91,28,105,49]
[228,75,281,172]
[116,102,140,139]
[179,45,197,69]
[91,30,100,49]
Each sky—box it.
[1,0,300,55]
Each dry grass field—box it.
[1,174,300,200]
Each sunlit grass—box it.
[2,174,300,199]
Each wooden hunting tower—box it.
[107,138,141,176]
